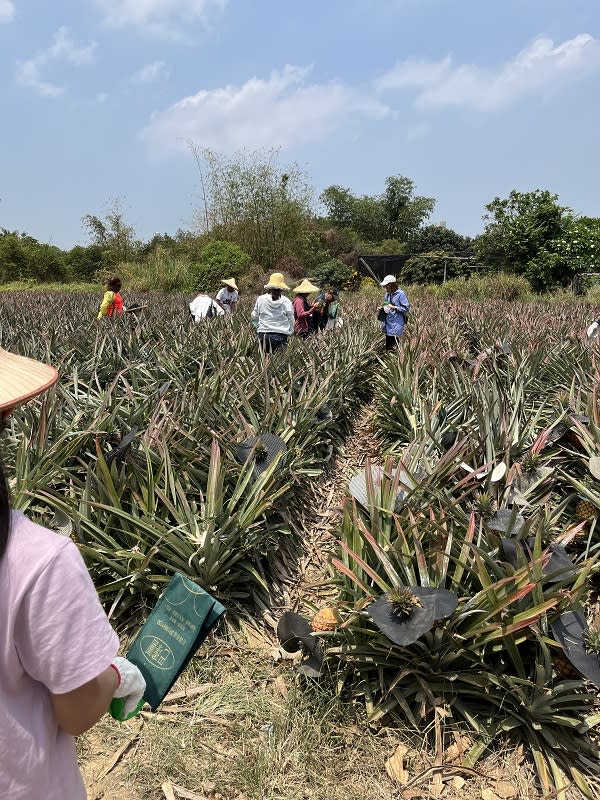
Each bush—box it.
[189,239,251,293]
[434,272,531,302]
[401,249,469,284]
[274,255,305,280]
[311,259,357,291]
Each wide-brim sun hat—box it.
[264,272,290,291]
[380,274,397,287]
[0,348,58,412]
[293,279,320,294]
[221,278,239,291]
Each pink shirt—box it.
[0,511,119,799]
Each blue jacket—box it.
[384,288,410,336]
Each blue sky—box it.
[1,0,599,248]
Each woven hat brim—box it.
[293,281,319,294]
[0,348,58,411]
[264,282,289,290]
[221,279,238,290]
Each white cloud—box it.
[131,60,169,84]
[96,0,226,38]
[16,27,97,97]
[377,34,600,111]
[0,0,15,24]
[141,65,392,154]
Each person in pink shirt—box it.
[0,347,146,799]
[292,279,320,338]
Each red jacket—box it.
[109,292,124,316]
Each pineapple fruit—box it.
[576,499,596,523]
[311,607,340,631]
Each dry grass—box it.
[79,636,569,800]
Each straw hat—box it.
[293,279,319,294]
[0,348,58,412]
[221,278,238,291]
[264,273,289,291]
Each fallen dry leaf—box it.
[385,743,409,783]
[171,784,210,800]
[162,783,176,800]
[95,719,143,782]
[452,776,466,790]
[274,675,288,699]
[493,781,518,799]
[481,789,500,800]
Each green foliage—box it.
[0,230,69,282]
[65,244,105,281]
[434,272,531,301]
[82,198,141,267]
[401,250,469,284]
[476,190,574,292]
[117,249,196,293]
[294,230,329,272]
[193,146,314,269]
[409,224,473,254]
[311,259,356,290]
[189,239,251,293]
[320,176,435,245]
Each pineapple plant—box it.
[583,626,600,655]
[471,491,496,520]
[253,440,268,463]
[388,587,422,618]
[520,449,542,474]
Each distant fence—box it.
[356,252,481,283]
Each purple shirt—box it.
[0,511,119,799]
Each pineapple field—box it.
[4,289,600,799]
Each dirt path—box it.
[284,405,382,610]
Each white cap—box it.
[380,274,397,287]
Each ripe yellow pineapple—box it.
[311,607,340,631]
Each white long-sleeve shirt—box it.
[251,294,294,335]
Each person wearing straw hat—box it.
[292,278,319,337]
[0,348,146,799]
[215,277,239,315]
[251,272,295,352]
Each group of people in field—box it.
[97,269,409,352]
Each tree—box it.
[0,230,68,283]
[191,146,314,269]
[82,198,140,267]
[476,190,572,291]
[320,176,435,244]
[409,224,473,254]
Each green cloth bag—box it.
[113,573,226,715]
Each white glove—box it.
[111,656,146,716]
[587,321,599,339]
